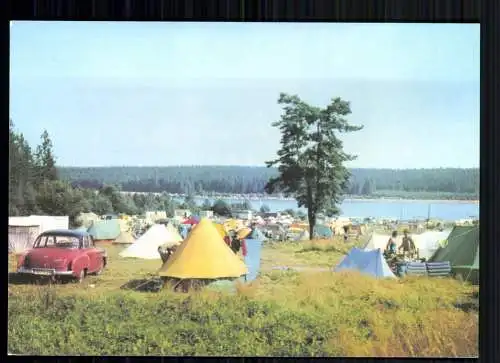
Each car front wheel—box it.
[75,269,85,283]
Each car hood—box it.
[25,248,82,268]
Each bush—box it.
[8,243,478,357]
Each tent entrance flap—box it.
[244,238,262,282]
[334,247,396,279]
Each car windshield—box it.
[33,235,81,249]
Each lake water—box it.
[188,197,478,221]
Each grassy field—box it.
[8,237,478,357]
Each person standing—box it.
[343,225,349,242]
[178,225,187,239]
[399,230,416,259]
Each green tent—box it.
[87,219,121,241]
[314,225,333,238]
[429,225,479,284]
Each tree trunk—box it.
[308,209,316,241]
[307,184,315,240]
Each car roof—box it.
[39,229,90,238]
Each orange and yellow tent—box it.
[213,223,227,238]
[158,218,248,279]
[223,218,243,232]
[236,227,252,240]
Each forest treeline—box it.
[10,117,479,228]
[59,166,479,200]
[9,122,240,225]
[10,122,270,224]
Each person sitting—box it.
[158,244,178,264]
[231,235,241,254]
[231,234,247,257]
[385,231,398,257]
[158,245,169,263]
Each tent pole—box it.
[463,268,473,285]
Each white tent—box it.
[364,233,399,250]
[296,230,310,241]
[119,224,183,259]
[412,230,452,259]
[364,230,452,259]
[75,212,99,229]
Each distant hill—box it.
[58,166,479,200]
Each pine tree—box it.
[9,120,40,215]
[361,179,375,195]
[265,93,363,239]
[34,130,58,183]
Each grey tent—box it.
[113,230,135,244]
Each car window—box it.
[34,235,80,248]
[45,236,56,247]
[34,236,49,248]
[55,236,80,248]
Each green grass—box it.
[8,238,478,357]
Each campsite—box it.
[8,101,480,357]
[8,216,479,357]
[8,100,480,357]
[9,22,479,358]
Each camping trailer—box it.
[8,215,69,254]
[199,210,214,219]
[9,215,69,233]
[8,225,40,255]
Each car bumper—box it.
[17,267,74,277]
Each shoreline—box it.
[341,198,479,204]
[192,195,479,205]
[121,191,478,204]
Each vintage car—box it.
[17,229,107,283]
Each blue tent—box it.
[334,247,396,279]
[243,238,263,282]
[249,228,266,241]
[178,224,189,239]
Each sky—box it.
[9,22,479,168]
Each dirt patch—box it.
[120,278,165,292]
[270,265,331,272]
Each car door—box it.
[85,236,100,272]
[80,235,94,272]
